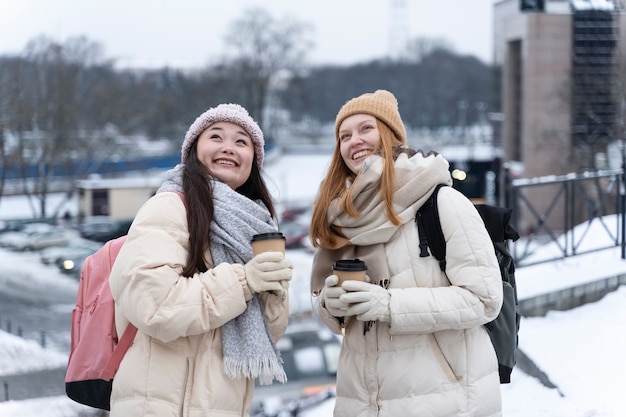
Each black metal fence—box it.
[505,168,625,267]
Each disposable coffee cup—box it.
[332,259,367,286]
[251,232,286,255]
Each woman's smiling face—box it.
[195,121,255,189]
[337,114,381,174]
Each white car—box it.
[0,222,56,247]
[39,239,102,265]
[6,228,79,251]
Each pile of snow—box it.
[0,331,67,376]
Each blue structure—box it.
[2,154,180,180]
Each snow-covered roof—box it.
[571,0,616,11]
[75,172,167,190]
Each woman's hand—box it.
[322,275,349,317]
[342,281,391,322]
[244,251,292,293]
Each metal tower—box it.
[388,0,410,60]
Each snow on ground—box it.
[0,331,67,376]
[1,235,625,416]
[3,284,625,416]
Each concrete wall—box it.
[519,273,626,317]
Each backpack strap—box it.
[416,184,447,272]
[416,212,431,258]
[100,324,138,381]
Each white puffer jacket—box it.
[109,192,289,417]
[311,152,503,417]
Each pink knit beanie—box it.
[181,103,265,167]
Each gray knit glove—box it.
[244,251,292,293]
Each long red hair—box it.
[309,120,404,249]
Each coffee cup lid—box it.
[332,258,367,272]
[251,232,285,243]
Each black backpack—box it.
[416,184,521,383]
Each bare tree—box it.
[6,36,105,218]
[0,57,21,201]
[220,8,314,137]
[403,36,455,63]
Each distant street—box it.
[0,249,78,401]
[0,258,76,354]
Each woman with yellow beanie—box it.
[310,90,504,416]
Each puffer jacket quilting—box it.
[316,186,503,417]
[109,192,289,417]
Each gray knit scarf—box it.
[157,164,286,385]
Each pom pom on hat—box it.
[335,90,407,144]
[181,103,265,167]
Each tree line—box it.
[0,7,497,217]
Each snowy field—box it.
[1,154,625,416]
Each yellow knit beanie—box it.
[334,90,407,143]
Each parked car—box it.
[39,239,102,266]
[250,321,340,416]
[280,221,310,249]
[0,217,57,234]
[79,217,133,242]
[0,223,56,247]
[280,206,310,223]
[59,251,91,277]
[5,228,78,251]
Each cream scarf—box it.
[311,150,452,294]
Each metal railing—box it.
[505,168,625,267]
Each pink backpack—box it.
[64,235,137,410]
[65,191,183,410]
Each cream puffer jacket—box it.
[312,153,504,417]
[109,192,289,417]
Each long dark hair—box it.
[181,141,276,276]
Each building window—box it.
[92,189,109,216]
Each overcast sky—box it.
[0,0,496,69]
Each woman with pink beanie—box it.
[108,103,292,417]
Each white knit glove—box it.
[342,281,391,322]
[322,275,349,317]
[244,251,292,294]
